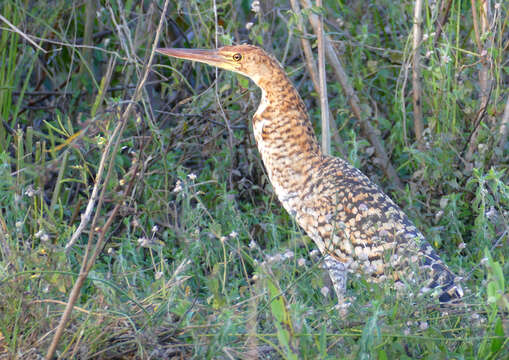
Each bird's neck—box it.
[251,71,322,159]
[250,69,323,205]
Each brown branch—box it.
[412,0,425,151]
[44,0,172,357]
[301,0,403,189]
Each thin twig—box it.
[315,0,330,155]
[466,0,493,161]
[289,0,345,157]
[497,94,509,150]
[45,0,172,357]
[412,0,425,150]
[433,0,454,48]
[0,14,47,53]
[301,0,403,189]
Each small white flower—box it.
[419,321,428,330]
[434,210,444,222]
[173,180,183,193]
[151,225,159,233]
[251,0,260,13]
[283,250,294,260]
[35,230,43,239]
[187,173,197,181]
[485,206,497,220]
[249,240,257,249]
[107,247,114,255]
[138,237,150,247]
[220,236,227,243]
[320,286,330,297]
[229,231,238,239]
[15,221,23,230]
[480,257,489,265]
[458,242,466,250]
[41,233,50,242]
[297,258,306,267]
[268,254,283,263]
[245,22,254,31]
[309,249,320,259]
[24,185,35,197]
[155,271,163,280]
[404,328,410,336]
[442,54,451,64]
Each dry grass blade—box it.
[0,13,47,53]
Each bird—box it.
[157,44,464,303]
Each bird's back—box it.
[283,154,463,302]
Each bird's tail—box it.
[420,242,464,303]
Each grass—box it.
[0,0,508,358]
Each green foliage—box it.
[0,0,507,358]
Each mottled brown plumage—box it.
[157,44,463,303]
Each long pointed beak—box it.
[156,48,225,67]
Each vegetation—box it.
[0,0,507,358]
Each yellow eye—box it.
[232,53,242,62]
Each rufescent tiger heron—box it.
[157,44,463,304]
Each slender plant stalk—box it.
[499,96,509,149]
[466,0,493,160]
[289,0,345,157]
[433,0,454,47]
[412,0,425,150]
[315,0,330,155]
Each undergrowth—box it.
[0,0,507,358]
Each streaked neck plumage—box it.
[248,57,322,175]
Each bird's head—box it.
[156,44,281,86]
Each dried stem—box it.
[45,0,171,357]
[412,0,425,150]
[433,0,453,47]
[289,0,345,157]
[0,14,47,53]
[466,0,493,161]
[315,0,330,155]
[301,0,403,189]
[498,95,509,150]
